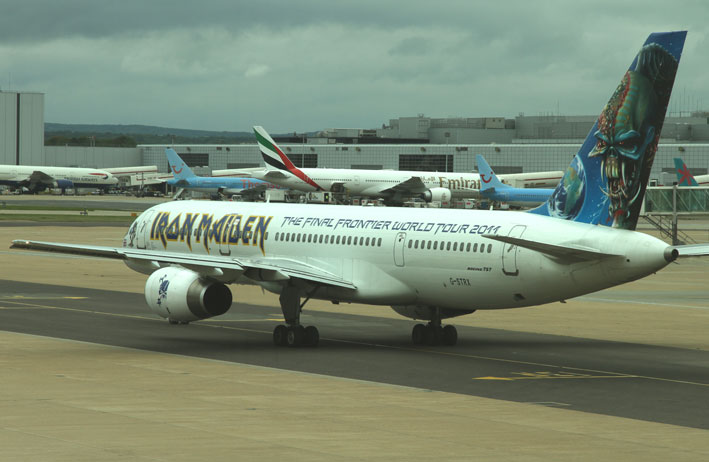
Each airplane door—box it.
[394,232,406,267]
[136,210,155,249]
[502,225,526,276]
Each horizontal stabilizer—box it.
[481,234,624,262]
[672,244,709,257]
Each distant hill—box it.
[44,123,257,147]
[44,123,315,147]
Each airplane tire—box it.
[287,325,305,347]
[304,326,320,347]
[273,325,288,346]
[412,324,426,345]
[442,325,458,346]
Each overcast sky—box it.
[1,1,707,132]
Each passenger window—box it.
[480,244,485,253]
[488,243,493,253]
[353,236,358,246]
[453,242,457,251]
[460,242,464,252]
[360,237,364,246]
[324,235,329,244]
[336,236,341,244]
[466,243,471,252]
[427,241,432,250]
[446,242,451,251]
[408,240,412,248]
[275,232,279,241]
[433,241,438,250]
[378,238,382,246]
[365,237,370,246]
[414,240,418,249]
[308,234,312,243]
[473,243,478,252]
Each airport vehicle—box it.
[247,126,562,204]
[0,165,118,193]
[476,154,554,207]
[673,158,709,186]
[166,148,285,199]
[12,31,707,349]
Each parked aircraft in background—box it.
[240,126,563,204]
[0,165,118,193]
[166,148,285,199]
[476,154,554,207]
[13,31,707,349]
[673,158,709,186]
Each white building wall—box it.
[139,142,709,185]
[18,93,44,165]
[44,146,141,168]
[0,92,18,164]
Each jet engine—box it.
[145,267,232,323]
[420,187,452,203]
[54,179,74,189]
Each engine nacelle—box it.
[145,267,232,322]
[54,179,74,189]
[420,187,452,203]
[390,305,474,321]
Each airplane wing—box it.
[10,240,357,290]
[378,176,428,195]
[482,234,624,262]
[16,170,56,188]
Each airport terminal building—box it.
[2,92,709,185]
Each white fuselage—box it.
[217,167,562,199]
[126,201,671,313]
[0,165,118,189]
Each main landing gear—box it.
[273,286,320,347]
[411,307,458,346]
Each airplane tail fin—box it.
[476,154,508,193]
[253,126,323,190]
[165,149,196,180]
[673,157,699,186]
[530,31,686,230]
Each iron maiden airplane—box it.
[12,31,707,348]
[0,164,118,193]
[241,126,563,204]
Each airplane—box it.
[673,158,709,186]
[476,154,554,207]
[0,164,118,193]
[246,126,563,205]
[11,31,707,349]
[165,148,286,200]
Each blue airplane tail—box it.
[165,149,196,181]
[673,157,699,186]
[476,154,507,193]
[530,31,686,230]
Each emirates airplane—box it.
[247,125,562,204]
[12,31,706,349]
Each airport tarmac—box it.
[1,224,708,460]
